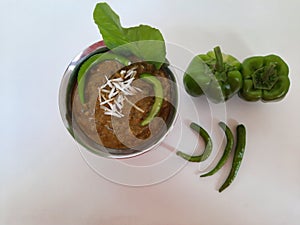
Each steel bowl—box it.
[59,41,179,158]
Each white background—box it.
[1,0,300,224]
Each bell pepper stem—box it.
[252,62,278,90]
[214,46,224,72]
[263,62,277,82]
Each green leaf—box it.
[93,3,128,49]
[93,2,166,69]
[124,25,165,69]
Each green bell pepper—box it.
[183,46,243,103]
[239,54,290,101]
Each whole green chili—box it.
[139,73,164,126]
[176,122,213,162]
[219,124,246,192]
[200,121,234,177]
[77,52,131,104]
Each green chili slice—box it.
[219,124,246,192]
[200,122,234,177]
[77,52,131,104]
[140,73,164,126]
[176,122,213,162]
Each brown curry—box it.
[71,59,175,151]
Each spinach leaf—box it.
[124,25,165,69]
[93,2,127,49]
[93,2,166,69]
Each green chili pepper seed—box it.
[219,124,246,192]
[176,122,213,162]
[77,52,131,104]
[200,121,234,177]
[140,73,164,126]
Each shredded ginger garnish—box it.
[98,67,144,118]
